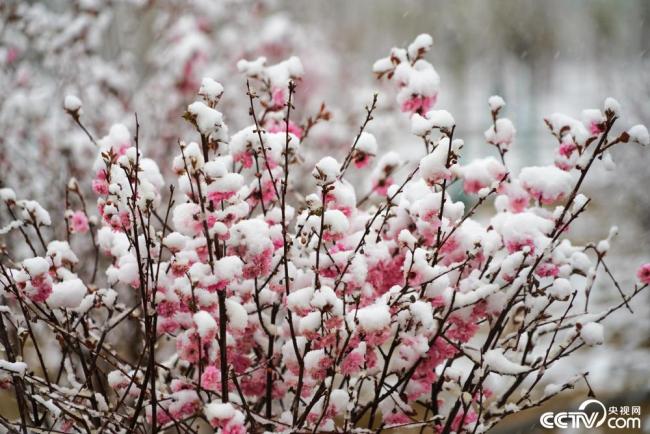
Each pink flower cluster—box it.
[0,33,648,434]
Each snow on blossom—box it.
[519,165,574,205]
[48,279,87,309]
[63,95,82,114]
[582,109,605,135]
[186,101,223,136]
[0,22,647,434]
[549,278,572,300]
[456,157,505,194]
[173,202,203,236]
[485,348,528,375]
[579,322,604,346]
[193,311,217,339]
[352,132,378,168]
[628,124,649,146]
[488,95,506,113]
[225,299,248,331]
[313,156,341,185]
[355,303,391,332]
[637,263,650,285]
[198,77,224,104]
[69,211,90,234]
[420,138,452,185]
[484,118,516,150]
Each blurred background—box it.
[1,0,649,432]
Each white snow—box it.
[484,349,528,375]
[215,256,244,281]
[457,157,506,189]
[452,284,499,308]
[628,124,649,146]
[23,257,50,275]
[549,278,571,299]
[287,286,314,312]
[411,113,434,136]
[428,110,455,130]
[581,109,605,128]
[488,95,506,112]
[48,278,87,309]
[266,56,304,84]
[229,219,272,255]
[33,396,61,417]
[237,57,267,77]
[193,311,217,338]
[204,401,236,420]
[570,251,592,273]
[409,300,434,330]
[519,166,573,201]
[64,95,82,113]
[420,138,451,184]
[395,61,440,100]
[225,300,248,330]
[198,77,224,103]
[579,322,604,346]
[356,132,378,155]
[372,57,394,74]
[187,101,223,135]
[356,303,391,331]
[398,229,417,249]
[163,232,189,252]
[47,241,79,267]
[484,118,516,149]
[311,286,342,314]
[300,311,322,333]
[0,360,28,377]
[603,97,621,116]
[304,349,326,371]
[313,156,340,184]
[0,188,16,202]
[572,193,588,212]
[173,202,202,236]
[329,389,350,414]
[324,209,349,234]
[209,173,244,196]
[18,200,51,226]
[407,33,433,59]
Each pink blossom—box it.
[637,263,650,285]
[6,47,19,64]
[27,274,53,303]
[266,118,303,138]
[509,195,529,213]
[200,366,221,392]
[506,238,536,254]
[372,177,393,196]
[536,262,559,278]
[589,121,605,135]
[242,248,272,279]
[70,211,90,234]
[234,151,254,169]
[352,150,374,169]
[271,87,286,108]
[92,170,109,195]
[208,191,236,203]
[401,94,437,114]
[341,350,365,375]
[463,179,486,194]
[384,411,411,427]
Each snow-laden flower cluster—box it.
[0,34,649,434]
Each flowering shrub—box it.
[1,33,649,434]
[0,0,343,209]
